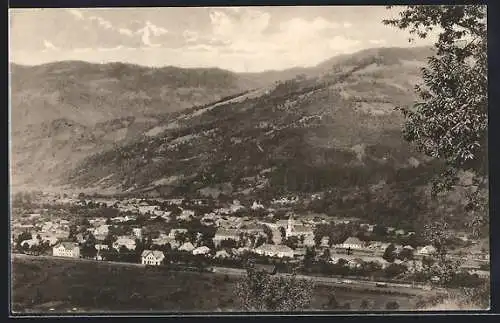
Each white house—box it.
[95,244,109,251]
[417,245,437,256]
[251,201,265,210]
[330,255,363,269]
[178,209,195,220]
[113,236,136,251]
[53,242,80,258]
[213,228,240,247]
[141,250,165,266]
[40,234,58,246]
[320,236,330,248]
[340,237,364,250]
[152,233,176,247]
[193,246,211,256]
[41,221,55,232]
[21,239,39,249]
[215,250,231,259]
[138,205,159,215]
[395,229,406,236]
[132,228,143,240]
[394,244,404,254]
[168,228,188,239]
[253,244,294,258]
[368,242,391,254]
[285,216,315,246]
[366,224,376,232]
[179,242,195,252]
[94,224,110,236]
[468,269,490,279]
[54,229,70,240]
[230,200,245,213]
[75,233,86,244]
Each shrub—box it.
[385,301,400,310]
[234,267,314,311]
[360,299,370,310]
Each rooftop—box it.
[215,228,240,237]
[343,237,363,245]
[141,250,165,260]
[255,244,294,253]
[55,242,79,250]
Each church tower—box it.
[286,214,294,238]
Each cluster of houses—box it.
[12,195,490,280]
[12,213,71,250]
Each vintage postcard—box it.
[9,5,489,314]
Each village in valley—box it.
[11,190,490,292]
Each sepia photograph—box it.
[8,5,489,314]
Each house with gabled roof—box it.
[193,246,211,256]
[21,238,39,249]
[168,228,188,239]
[254,244,294,258]
[53,242,80,258]
[40,233,59,246]
[213,228,241,247]
[94,224,110,236]
[417,245,437,256]
[340,237,364,250]
[320,236,330,248]
[179,242,195,252]
[141,250,165,266]
[215,249,231,259]
[285,216,315,246]
[113,236,136,251]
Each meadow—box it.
[11,255,417,313]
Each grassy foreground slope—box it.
[11,256,417,313]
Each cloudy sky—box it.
[9,6,437,72]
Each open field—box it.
[11,255,423,313]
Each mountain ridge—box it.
[11,45,434,193]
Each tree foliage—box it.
[383,5,487,200]
[234,265,314,311]
[382,243,397,263]
[385,301,400,310]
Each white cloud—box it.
[209,8,270,41]
[202,8,363,71]
[369,39,387,45]
[186,44,217,52]
[209,10,235,38]
[133,21,169,47]
[97,45,125,52]
[328,36,361,50]
[145,21,168,37]
[89,16,113,30]
[118,28,134,37]
[343,22,353,28]
[73,47,92,53]
[279,17,340,35]
[72,14,170,49]
[67,9,84,20]
[137,26,158,47]
[224,7,241,14]
[43,40,59,51]
[11,8,371,72]
[183,30,199,43]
